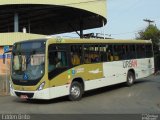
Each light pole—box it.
[143,19,154,26]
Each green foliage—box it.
[136,24,160,54]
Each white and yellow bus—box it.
[9,38,154,101]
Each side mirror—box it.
[3,50,12,64]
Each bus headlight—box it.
[37,82,45,91]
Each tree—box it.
[136,24,160,54]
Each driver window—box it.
[48,51,68,72]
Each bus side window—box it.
[71,53,80,65]
[71,45,82,65]
[108,52,113,61]
[125,45,130,59]
[121,45,125,60]
[100,45,108,62]
[89,45,100,63]
[84,45,90,64]
[107,45,113,62]
[118,45,125,60]
[136,45,146,58]
[113,45,119,61]
[129,45,136,59]
[49,51,68,71]
[84,54,91,63]
[83,45,100,64]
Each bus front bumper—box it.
[10,88,50,100]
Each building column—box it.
[14,13,19,32]
[80,20,83,38]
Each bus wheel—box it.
[69,81,83,101]
[126,71,135,86]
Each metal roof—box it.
[0,32,46,46]
[0,0,107,35]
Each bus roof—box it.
[47,37,152,44]
[12,37,152,45]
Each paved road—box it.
[0,75,160,115]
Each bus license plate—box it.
[20,95,28,99]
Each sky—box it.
[59,0,160,39]
[105,0,160,39]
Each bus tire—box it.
[126,71,135,86]
[69,81,83,101]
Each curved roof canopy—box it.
[0,0,107,35]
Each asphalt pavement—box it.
[0,75,160,120]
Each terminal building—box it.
[0,0,107,75]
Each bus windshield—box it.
[11,41,45,81]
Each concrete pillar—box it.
[80,21,83,38]
[14,13,19,32]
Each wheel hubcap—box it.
[71,86,80,98]
[128,76,133,83]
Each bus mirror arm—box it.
[3,50,12,64]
